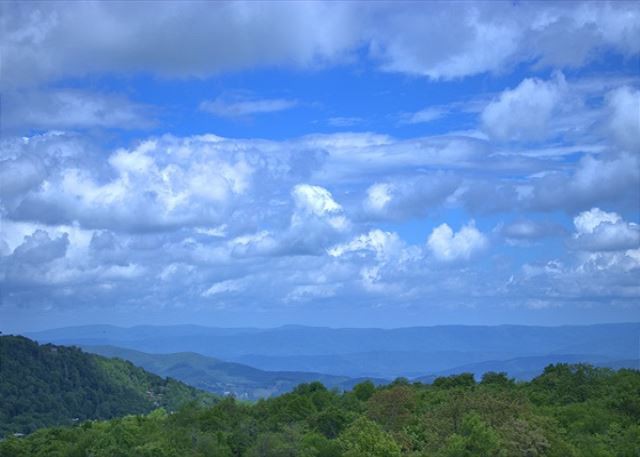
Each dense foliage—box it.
[0,336,217,436]
[2,363,639,456]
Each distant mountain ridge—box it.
[84,345,640,397]
[414,354,640,383]
[82,345,386,400]
[26,323,640,378]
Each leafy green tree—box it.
[442,413,500,457]
[433,373,476,389]
[367,385,415,432]
[352,381,376,402]
[338,417,401,457]
[480,372,514,387]
[2,360,640,457]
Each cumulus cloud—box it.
[3,2,639,88]
[228,231,279,258]
[306,133,490,182]
[460,149,640,215]
[11,229,69,264]
[427,221,488,262]
[606,86,640,153]
[481,73,567,142]
[328,229,422,296]
[2,132,489,234]
[3,89,153,132]
[509,209,640,308]
[572,208,640,252]
[370,2,640,79]
[528,153,640,212]
[8,135,258,231]
[328,229,403,261]
[0,133,90,212]
[2,1,362,88]
[292,184,348,229]
[284,184,350,254]
[501,219,566,240]
[363,174,460,220]
[292,184,343,216]
[1,116,638,319]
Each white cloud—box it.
[327,117,363,127]
[4,2,639,88]
[200,96,297,118]
[328,229,402,261]
[305,133,489,182]
[369,4,522,79]
[287,184,350,251]
[363,175,459,221]
[500,220,565,241]
[285,284,338,302]
[11,229,69,264]
[195,225,228,238]
[228,231,278,258]
[574,208,622,234]
[2,2,362,88]
[400,107,446,125]
[527,153,640,212]
[572,208,640,252]
[292,184,342,216]
[8,134,256,231]
[481,73,567,142]
[202,279,245,297]
[1,115,639,317]
[365,183,392,212]
[606,86,640,153]
[3,89,153,131]
[291,184,348,232]
[427,221,487,262]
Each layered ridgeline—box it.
[28,323,640,379]
[81,345,384,400]
[0,336,217,437]
[1,364,639,457]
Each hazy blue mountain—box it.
[27,323,640,378]
[414,354,640,382]
[82,345,386,400]
[233,351,516,378]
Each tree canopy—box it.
[1,358,639,457]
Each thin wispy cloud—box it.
[327,116,363,127]
[200,95,298,118]
[399,107,447,125]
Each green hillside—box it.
[2,363,639,456]
[83,345,371,400]
[0,335,217,437]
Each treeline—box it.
[0,336,216,436]
[2,364,639,456]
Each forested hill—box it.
[1,365,639,456]
[0,335,217,437]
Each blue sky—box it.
[1,1,639,332]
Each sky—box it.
[1,1,639,332]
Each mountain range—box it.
[81,345,385,400]
[27,323,640,378]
